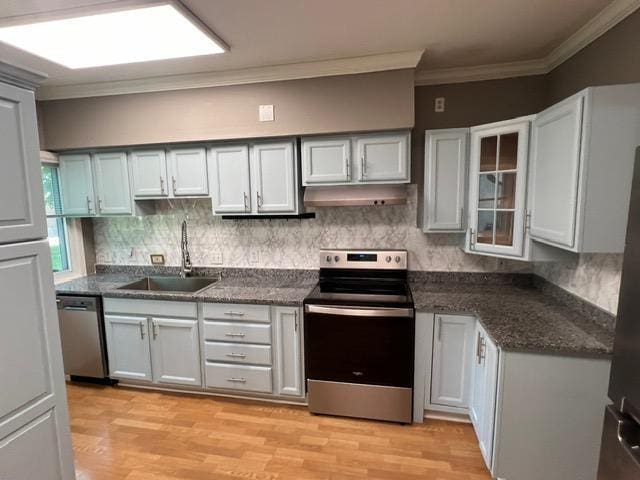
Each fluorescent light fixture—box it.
[0,3,226,69]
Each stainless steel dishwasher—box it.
[56,295,109,381]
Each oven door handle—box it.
[305,304,413,318]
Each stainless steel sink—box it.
[118,276,218,293]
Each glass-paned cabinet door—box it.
[467,119,531,258]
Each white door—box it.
[251,141,297,213]
[430,314,475,408]
[301,137,351,184]
[356,132,410,182]
[104,314,152,382]
[93,152,132,215]
[130,150,168,197]
[169,147,208,196]
[209,145,251,213]
[467,119,530,258]
[273,307,303,397]
[59,153,95,216]
[0,240,75,479]
[0,82,47,244]
[529,94,584,248]
[424,129,468,232]
[150,317,201,387]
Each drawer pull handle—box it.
[226,353,247,358]
[227,377,247,383]
[224,332,246,337]
[224,311,245,316]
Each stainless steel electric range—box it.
[303,249,415,423]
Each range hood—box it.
[303,185,408,207]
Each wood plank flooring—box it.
[67,383,491,480]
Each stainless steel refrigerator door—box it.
[598,405,640,479]
[609,147,640,411]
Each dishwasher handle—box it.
[62,306,89,311]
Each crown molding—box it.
[415,0,640,86]
[0,61,47,90]
[36,50,423,100]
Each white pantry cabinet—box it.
[60,151,134,217]
[420,129,468,232]
[465,117,532,259]
[0,81,47,244]
[209,140,299,216]
[528,84,640,253]
[430,314,475,409]
[103,299,201,387]
[301,130,411,185]
[273,306,303,397]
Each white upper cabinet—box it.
[300,130,411,185]
[93,152,132,215]
[0,82,46,244]
[430,314,475,409]
[465,118,531,259]
[421,129,468,232]
[251,141,297,213]
[301,137,351,184]
[150,317,201,387]
[131,150,168,197]
[528,85,640,253]
[169,147,208,196]
[60,153,95,216]
[209,145,251,213]
[356,132,410,182]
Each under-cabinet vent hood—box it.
[303,185,408,207]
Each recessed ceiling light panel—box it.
[0,3,226,69]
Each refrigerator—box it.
[598,146,640,479]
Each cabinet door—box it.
[356,132,410,182]
[251,141,297,213]
[169,147,208,196]
[150,317,201,386]
[301,137,351,184]
[93,152,132,215]
[131,150,168,197]
[0,240,75,480]
[59,153,95,216]
[0,82,47,244]
[209,145,251,213]
[529,95,584,248]
[104,314,152,382]
[424,129,468,232]
[274,307,303,397]
[467,120,530,258]
[430,314,475,408]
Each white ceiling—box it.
[0,0,616,89]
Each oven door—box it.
[304,304,415,388]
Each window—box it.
[42,164,70,272]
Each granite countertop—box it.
[55,268,317,307]
[410,278,614,357]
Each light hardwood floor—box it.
[67,383,491,480]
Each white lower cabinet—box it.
[150,317,201,386]
[103,299,200,387]
[430,314,476,409]
[273,306,303,397]
[205,363,273,393]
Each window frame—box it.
[41,151,87,283]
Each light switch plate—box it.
[259,104,274,122]
[150,254,165,265]
[435,97,445,112]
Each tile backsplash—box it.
[92,185,621,313]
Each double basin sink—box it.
[118,276,219,294]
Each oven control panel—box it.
[319,249,408,269]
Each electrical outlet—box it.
[259,104,274,122]
[434,97,445,112]
[211,251,223,265]
[249,250,259,265]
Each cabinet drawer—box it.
[203,321,271,344]
[202,303,270,322]
[204,341,272,365]
[205,362,272,393]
